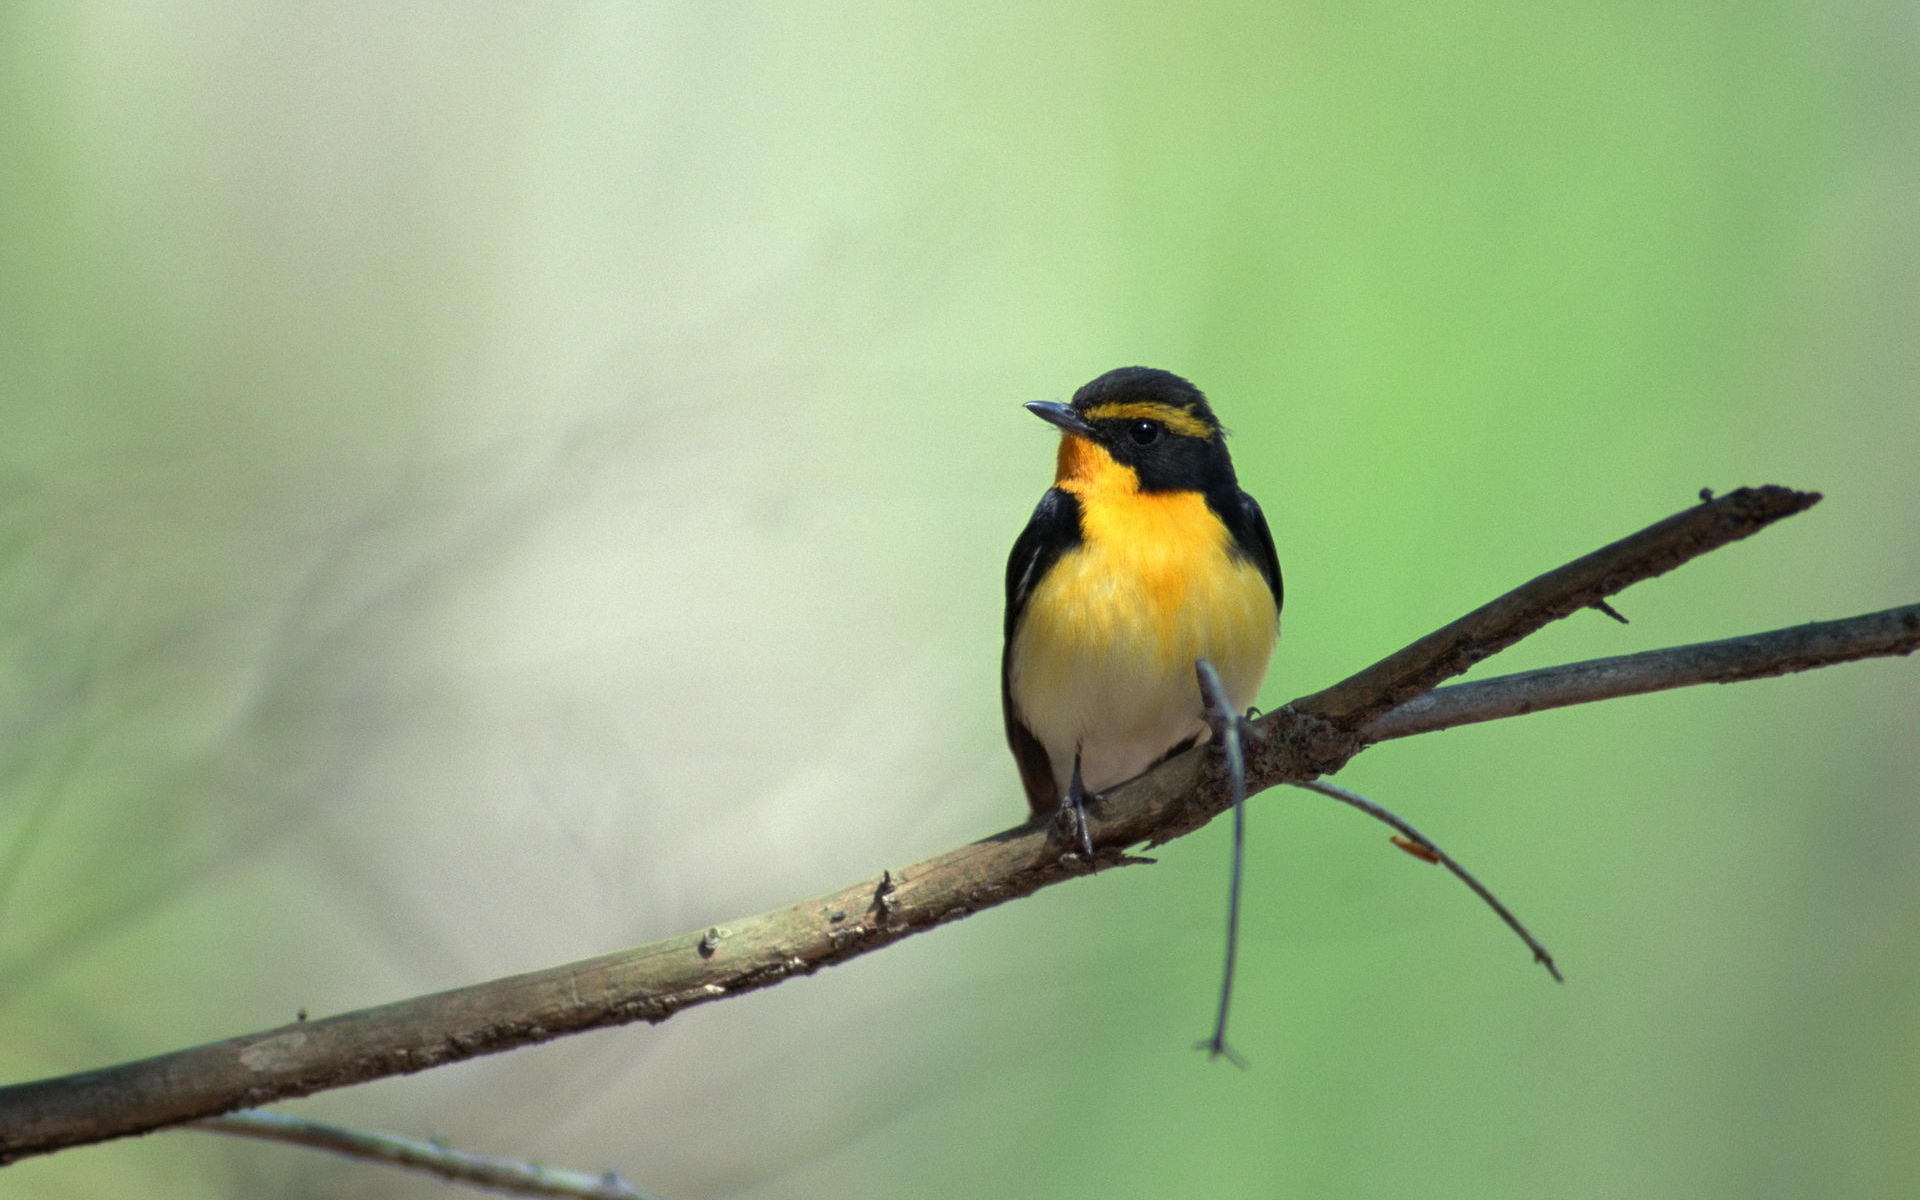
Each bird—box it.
[1003,367,1283,855]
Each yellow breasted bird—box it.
[1003,367,1282,853]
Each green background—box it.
[4,5,1915,1198]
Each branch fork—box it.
[4,485,1916,1168]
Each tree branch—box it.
[2,486,1906,1165]
[1362,604,1920,741]
[193,1110,659,1200]
[1288,484,1821,727]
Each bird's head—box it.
[1026,366,1236,493]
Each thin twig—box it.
[1290,779,1562,982]
[4,487,1904,1163]
[195,1109,657,1200]
[1193,659,1251,1068]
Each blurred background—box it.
[3,4,1915,1198]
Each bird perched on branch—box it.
[1003,367,1283,854]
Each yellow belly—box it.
[1008,489,1278,799]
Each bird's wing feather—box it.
[1214,487,1283,615]
[1004,488,1083,637]
[1002,488,1083,812]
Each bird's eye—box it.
[1128,420,1162,446]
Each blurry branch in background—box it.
[2,486,1916,1184]
[192,1109,659,1200]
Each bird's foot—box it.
[1053,751,1097,863]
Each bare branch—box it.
[0,819,1136,1163]
[1289,485,1821,727]
[1362,604,1920,741]
[194,1110,658,1200]
[1,485,1903,1165]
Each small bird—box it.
[1003,367,1282,853]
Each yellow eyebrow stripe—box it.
[1082,401,1213,440]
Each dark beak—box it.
[1024,400,1097,439]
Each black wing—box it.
[1213,487,1283,615]
[1003,488,1083,639]
[1001,488,1083,813]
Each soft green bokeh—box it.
[3,5,1914,1198]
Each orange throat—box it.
[1055,434,1132,490]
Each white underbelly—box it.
[1008,542,1277,800]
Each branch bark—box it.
[1287,484,1822,727]
[2,486,1910,1165]
[1363,603,1920,741]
